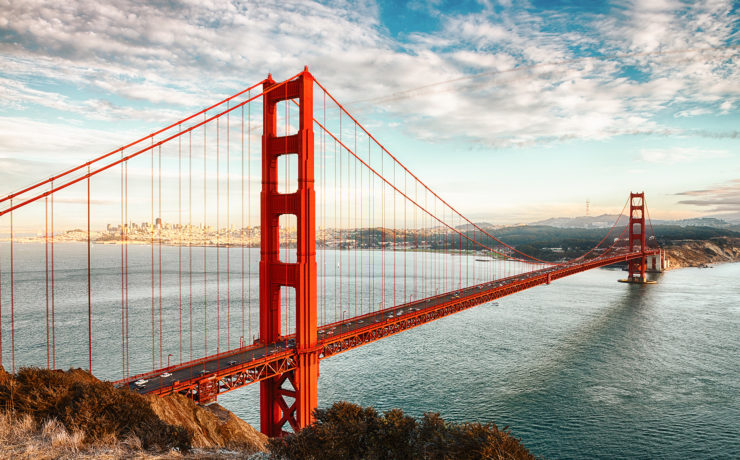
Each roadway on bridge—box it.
[125,261,568,395]
[124,250,661,397]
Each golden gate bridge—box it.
[0,68,663,436]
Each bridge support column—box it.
[259,69,318,436]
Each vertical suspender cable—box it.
[227,103,231,350]
[334,130,338,323]
[369,136,373,312]
[248,97,252,343]
[189,131,193,364]
[393,162,395,307]
[204,112,208,359]
[339,112,342,321]
[379,146,383,305]
[125,160,130,377]
[216,117,220,354]
[179,125,183,364]
[45,197,49,368]
[355,123,359,317]
[9,201,14,373]
[151,141,156,370]
[0,223,2,369]
[120,164,125,377]
[159,144,163,368]
[404,169,407,303]
[322,90,326,325]
[51,187,55,369]
[241,105,245,343]
[87,169,92,372]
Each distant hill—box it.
[531,214,625,228]
[454,222,501,231]
[706,211,740,224]
[531,215,732,229]
[486,224,740,262]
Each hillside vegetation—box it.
[489,225,740,262]
[0,368,536,459]
[270,401,536,460]
[0,367,266,458]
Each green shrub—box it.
[269,401,536,459]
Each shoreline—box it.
[663,236,740,270]
[4,237,739,269]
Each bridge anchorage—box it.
[0,67,664,437]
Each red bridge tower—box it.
[260,69,318,436]
[624,192,648,283]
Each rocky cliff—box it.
[147,393,267,452]
[664,237,740,269]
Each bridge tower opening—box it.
[260,69,318,436]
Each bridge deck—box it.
[115,250,657,401]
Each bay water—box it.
[1,243,738,458]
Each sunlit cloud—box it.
[676,179,740,221]
[640,147,729,164]
[0,0,737,149]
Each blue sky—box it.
[1,0,739,224]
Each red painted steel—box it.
[0,80,269,208]
[120,249,657,402]
[0,69,667,440]
[627,192,647,282]
[0,74,303,218]
[260,69,318,436]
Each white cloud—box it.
[674,107,712,117]
[0,0,737,154]
[640,147,729,164]
[676,179,740,218]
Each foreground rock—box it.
[147,393,267,452]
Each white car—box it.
[160,372,172,378]
[134,379,148,386]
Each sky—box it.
[1,0,739,225]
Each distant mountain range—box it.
[453,222,503,231]
[529,214,736,229]
[705,211,740,224]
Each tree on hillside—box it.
[269,401,536,460]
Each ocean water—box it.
[1,243,738,458]
[221,261,740,459]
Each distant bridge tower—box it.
[622,192,648,283]
[260,68,318,436]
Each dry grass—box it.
[0,411,266,459]
[0,366,190,451]
[147,393,267,453]
[0,367,267,459]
